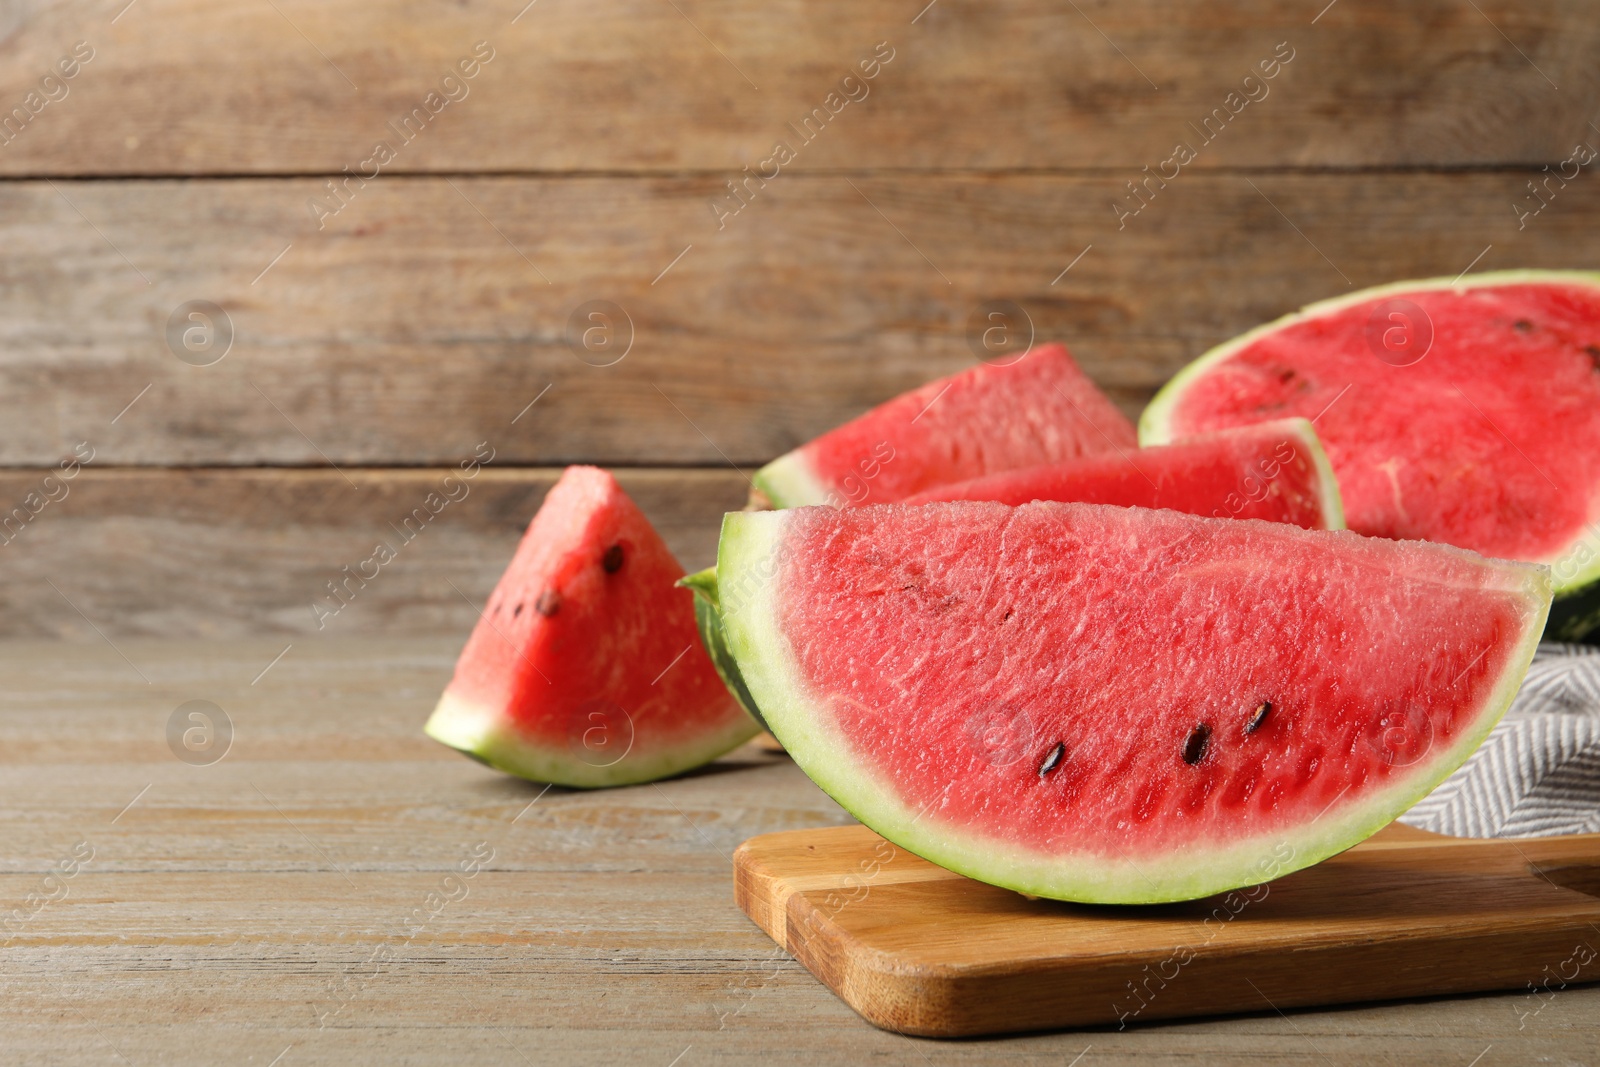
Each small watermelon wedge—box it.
[425,467,760,787]
[753,343,1135,509]
[904,417,1344,530]
[717,501,1550,903]
[1139,271,1600,638]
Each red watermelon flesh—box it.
[1141,272,1600,591]
[752,343,1135,509]
[903,417,1344,530]
[717,501,1549,903]
[425,466,758,787]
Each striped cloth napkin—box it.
[1402,644,1600,838]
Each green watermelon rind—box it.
[752,450,830,509]
[1138,269,1600,602]
[717,508,1552,904]
[677,568,770,731]
[423,686,761,790]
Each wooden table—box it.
[6,0,1600,1061]
[4,638,1598,1064]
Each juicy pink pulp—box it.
[1163,283,1600,563]
[444,466,735,746]
[797,343,1135,504]
[905,419,1333,529]
[773,502,1535,859]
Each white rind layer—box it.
[752,449,832,509]
[718,507,1551,904]
[424,689,760,790]
[1138,269,1600,593]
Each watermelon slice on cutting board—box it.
[425,466,760,787]
[753,342,1135,509]
[716,501,1550,903]
[904,417,1344,530]
[1139,270,1600,638]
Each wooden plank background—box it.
[1,0,1598,641]
[7,4,1600,1061]
[7,174,1600,470]
[1,0,1595,175]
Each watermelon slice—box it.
[753,343,1135,508]
[717,501,1550,903]
[424,466,759,787]
[904,417,1344,530]
[1139,271,1600,637]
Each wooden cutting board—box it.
[733,823,1600,1037]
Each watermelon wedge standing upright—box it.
[905,417,1344,530]
[753,342,1135,508]
[425,466,760,787]
[1139,271,1600,638]
[716,500,1550,903]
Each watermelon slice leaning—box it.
[1139,271,1600,638]
[904,417,1344,530]
[717,501,1550,903]
[425,466,760,787]
[753,342,1135,509]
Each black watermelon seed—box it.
[1514,319,1534,332]
[535,590,561,617]
[513,603,523,618]
[1245,701,1271,734]
[1586,345,1600,371]
[1039,742,1065,777]
[602,543,625,573]
[1182,723,1212,765]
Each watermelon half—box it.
[753,342,1135,509]
[1139,271,1600,638]
[904,417,1344,530]
[424,466,760,787]
[717,501,1550,903]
